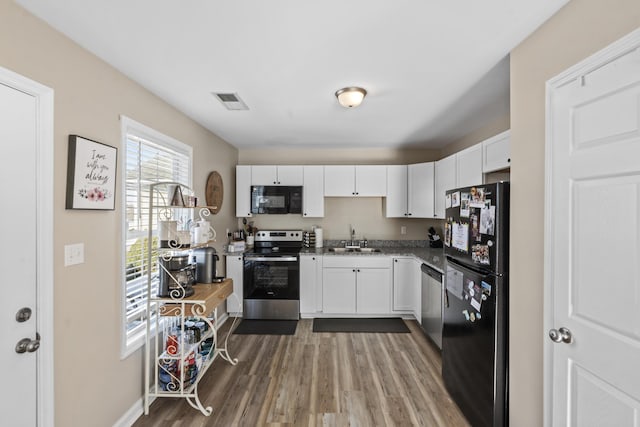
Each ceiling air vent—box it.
[213,92,249,110]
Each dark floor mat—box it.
[312,317,410,333]
[233,320,298,335]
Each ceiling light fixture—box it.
[335,87,367,108]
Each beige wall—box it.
[0,1,238,425]
[509,1,640,426]
[439,113,510,158]
[237,148,444,240]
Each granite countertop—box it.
[300,242,445,273]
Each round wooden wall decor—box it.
[205,171,223,214]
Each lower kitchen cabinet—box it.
[322,256,392,314]
[225,254,244,315]
[392,257,418,312]
[300,254,323,314]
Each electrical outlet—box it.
[400,226,407,235]
[64,243,85,266]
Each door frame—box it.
[543,27,640,426]
[0,66,55,426]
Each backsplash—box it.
[237,197,444,241]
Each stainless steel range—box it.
[243,230,302,320]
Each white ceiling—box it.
[16,0,568,150]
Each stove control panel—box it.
[254,230,302,242]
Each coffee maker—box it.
[192,247,219,283]
[158,254,195,298]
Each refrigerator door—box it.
[442,259,508,427]
[443,182,509,275]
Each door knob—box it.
[15,333,41,354]
[549,327,572,344]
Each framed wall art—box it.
[66,135,117,210]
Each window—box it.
[120,116,192,358]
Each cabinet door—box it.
[456,143,483,188]
[482,130,510,172]
[236,165,252,217]
[322,268,356,313]
[412,259,422,322]
[324,165,355,196]
[408,162,434,218]
[356,268,392,314]
[355,165,387,196]
[392,257,415,311]
[303,166,324,217]
[225,255,244,314]
[300,255,319,314]
[434,155,456,219]
[251,165,278,185]
[386,165,408,217]
[276,165,304,185]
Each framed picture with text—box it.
[65,135,117,210]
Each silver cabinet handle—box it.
[549,327,572,344]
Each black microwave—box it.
[251,186,303,214]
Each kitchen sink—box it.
[327,247,381,253]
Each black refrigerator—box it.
[442,182,509,427]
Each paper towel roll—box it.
[314,228,323,248]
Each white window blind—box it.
[121,118,192,357]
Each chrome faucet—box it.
[346,225,359,248]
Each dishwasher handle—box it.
[421,264,442,282]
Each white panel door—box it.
[322,268,356,313]
[456,143,483,188]
[392,257,415,311]
[225,255,244,314]
[236,165,252,217]
[299,255,318,314]
[408,162,434,218]
[356,268,392,314]
[250,165,277,185]
[355,165,387,196]
[324,165,355,196]
[482,130,511,172]
[386,165,408,217]
[276,165,303,185]
[546,32,640,426]
[0,82,37,426]
[434,154,456,219]
[302,165,324,217]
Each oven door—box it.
[243,255,300,300]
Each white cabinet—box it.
[408,162,435,217]
[324,165,386,197]
[434,154,456,219]
[392,257,417,312]
[251,165,303,186]
[411,259,422,322]
[482,130,510,172]
[302,166,324,217]
[322,256,392,314]
[456,143,483,188]
[386,163,434,218]
[385,165,408,217]
[300,254,323,314]
[322,268,357,313]
[225,255,244,315]
[236,165,252,217]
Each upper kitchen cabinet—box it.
[482,130,510,173]
[302,165,324,217]
[236,165,252,217]
[251,165,303,185]
[434,154,456,219]
[456,143,483,188]
[324,165,387,197]
[387,163,435,218]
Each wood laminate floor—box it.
[133,318,469,427]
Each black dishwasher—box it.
[421,263,443,349]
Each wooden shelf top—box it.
[158,279,233,317]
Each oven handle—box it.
[244,256,298,262]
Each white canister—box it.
[196,220,216,242]
[314,227,323,248]
[246,234,254,246]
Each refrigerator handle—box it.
[444,288,449,308]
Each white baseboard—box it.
[115,313,232,426]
